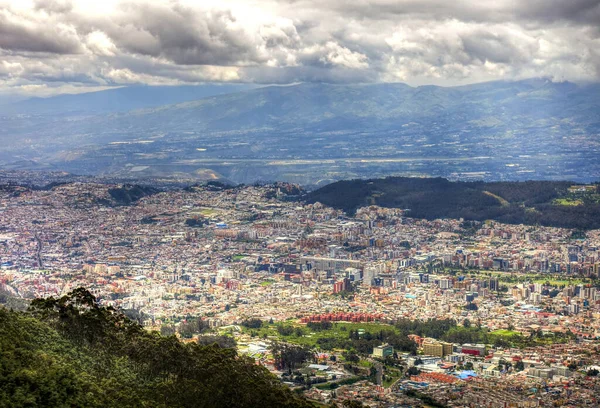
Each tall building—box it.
[439,278,452,290]
[422,340,453,357]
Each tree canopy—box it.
[0,288,313,408]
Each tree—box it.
[463,319,471,329]
[20,288,315,408]
[160,324,176,336]
[515,360,525,371]
[271,342,313,372]
[342,401,366,408]
[197,335,236,349]
[342,351,359,363]
[406,366,420,376]
[277,325,294,336]
[241,318,263,329]
[587,368,599,377]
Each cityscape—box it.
[1,176,599,407]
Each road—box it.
[34,232,43,269]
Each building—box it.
[373,343,394,358]
[460,344,486,356]
[422,340,453,357]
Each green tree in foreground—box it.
[0,288,313,408]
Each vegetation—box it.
[242,321,416,354]
[0,288,313,408]
[307,177,600,229]
[105,184,159,206]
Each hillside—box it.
[0,84,258,116]
[1,78,599,184]
[307,177,600,229]
[0,288,313,408]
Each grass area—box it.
[553,198,583,206]
[491,329,520,337]
[383,368,402,388]
[313,377,361,390]
[190,207,220,216]
[482,191,509,207]
[357,359,373,368]
[232,254,247,261]
[260,280,274,286]
[241,322,399,348]
[459,270,595,287]
[530,278,587,286]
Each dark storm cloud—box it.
[461,31,534,64]
[101,3,265,66]
[297,0,600,25]
[0,10,82,54]
[517,0,600,25]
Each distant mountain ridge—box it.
[0,83,259,115]
[1,78,599,184]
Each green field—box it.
[191,207,220,216]
[240,321,399,348]
[465,271,594,287]
[382,367,402,388]
[491,329,520,337]
[553,198,583,206]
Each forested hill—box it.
[0,288,313,408]
[306,177,600,229]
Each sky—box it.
[0,0,599,97]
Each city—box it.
[1,179,599,407]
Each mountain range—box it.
[1,78,599,185]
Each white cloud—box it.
[0,0,598,96]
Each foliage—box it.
[106,185,159,206]
[0,288,313,408]
[308,177,600,229]
[177,317,209,338]
[306,321,333,331]
[394,318,457,339]
[406,367,420,376]
[271,342,313,372]
[241,318,264,329]
[0,288,29,311]
[197,335,237,349]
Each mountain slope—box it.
[307,177,600,229]
[0,83,259,116]
[1,78,599,184]
[99,79,600,132]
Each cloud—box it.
[0,7,83,54]
[33,0,73,14]
[0,0,598,96]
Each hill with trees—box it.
[307,177,600,229]
[0,288,313,408]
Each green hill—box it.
[307,177,600,229]
[0,288,313,408]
